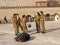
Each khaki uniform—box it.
[13,17,19,35]
[40,15,46,32]
[21,18,28,33]
[18,18,23,31]
[35,15,40,32]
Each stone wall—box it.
[0,7,60,20]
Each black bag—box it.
[15,33,30,42]
[28,24,31,28]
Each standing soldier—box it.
[4,16,8,23]
[21,15,28,33]
[40,11,46,33]
[35,12,40,33]
[17,17,23,31]
[13,13,19,35]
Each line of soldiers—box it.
[13,11,46,35]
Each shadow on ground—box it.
[28,27,60,34]
[46,27,60,33]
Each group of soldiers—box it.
[13,11,46,35]
[35,11,46,33]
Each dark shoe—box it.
[42,32,46,34]
[15,34,18,36]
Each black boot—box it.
[42,31,46,34]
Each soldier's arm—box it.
[25,18,27,22]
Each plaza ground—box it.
[0,21,60,45]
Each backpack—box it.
[15,33,30,42]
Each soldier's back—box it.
[35,15,40,21]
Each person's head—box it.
[13,13,19,18]
[40,11,43,14]
[22,15,25,18]
[37,12,40,16]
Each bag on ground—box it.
[15,33,30,42]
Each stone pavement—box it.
[0,21,60,45]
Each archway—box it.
[45,13,50,21]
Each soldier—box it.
[21,15,28,33]
[40,11,46,33]
[17,17,23,31]
[4,16,8,23]
[13,13,20,35]
[35,12,40,33]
